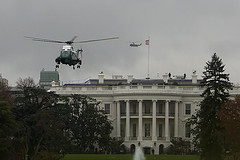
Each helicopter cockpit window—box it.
[71,51,78,60]
[61,50,71,58]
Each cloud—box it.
[1,0,240,85]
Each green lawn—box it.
[63,154,200,160]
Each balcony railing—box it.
[157,112,165,116]
[129,136,137,140]
[143,136,152,140]
[102,87,112,90]
[157,136,166,140]
[120,112,176,117]
[51,85,216,98]
[130,112,138,116]
[143,86,152,89]
[130,86,138,89]
[142,112,152,116]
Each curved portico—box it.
[115,98,181,151]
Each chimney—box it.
[98,72,104,84]
[127,75,133,83]
[162,73,168,83]
[192,71,197,84]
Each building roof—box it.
[85,79,128,85]
[131,78,201,86]
[63,77,202,87]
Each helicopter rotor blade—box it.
[64,36,78,45]
[70,36,77,42]
[25,36,119,45]
[75,37,119,43]
[24,36,65,44]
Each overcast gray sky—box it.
[1,0,240,86]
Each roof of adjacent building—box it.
[40,70,59,82]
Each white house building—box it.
[49,72,240,154]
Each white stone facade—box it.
[50,73,240,154]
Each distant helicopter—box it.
[129,42,142,47]
[25,36,119,69]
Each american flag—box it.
[145,39,149,45]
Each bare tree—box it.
[16,77,36,89]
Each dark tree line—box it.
[0,80,113,160]
[218,95,240,159]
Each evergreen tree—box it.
[189,53,233,160]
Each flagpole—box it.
[147,36,150,79]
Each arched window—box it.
[159,144,164,154]
[130,144,135,154]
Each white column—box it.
[152,100,157,141]
[117,101,121,137]
[193,101,198,114]
[125,100,130,141]
[165,100,169,141]
[174,101,179,137]
[138,100,143,141]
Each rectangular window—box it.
[169,103,175,116]
[170,123,174,138]
[120,103,126,115]
[185,123,191,138]
[159,124,162,137]
[158,103,164,115]
[120,124,125,138]
[145,103,151,114]
[145,123,150,137]
[133,123,137,137]
[185,104,191,115]
[132,103,137,115]
[104,104,110,114]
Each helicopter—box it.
[25,36,119,69]
[129,42,142,47]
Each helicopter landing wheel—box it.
[56,65,59,68]
[77,65,80,68]
[73,66,75,70]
